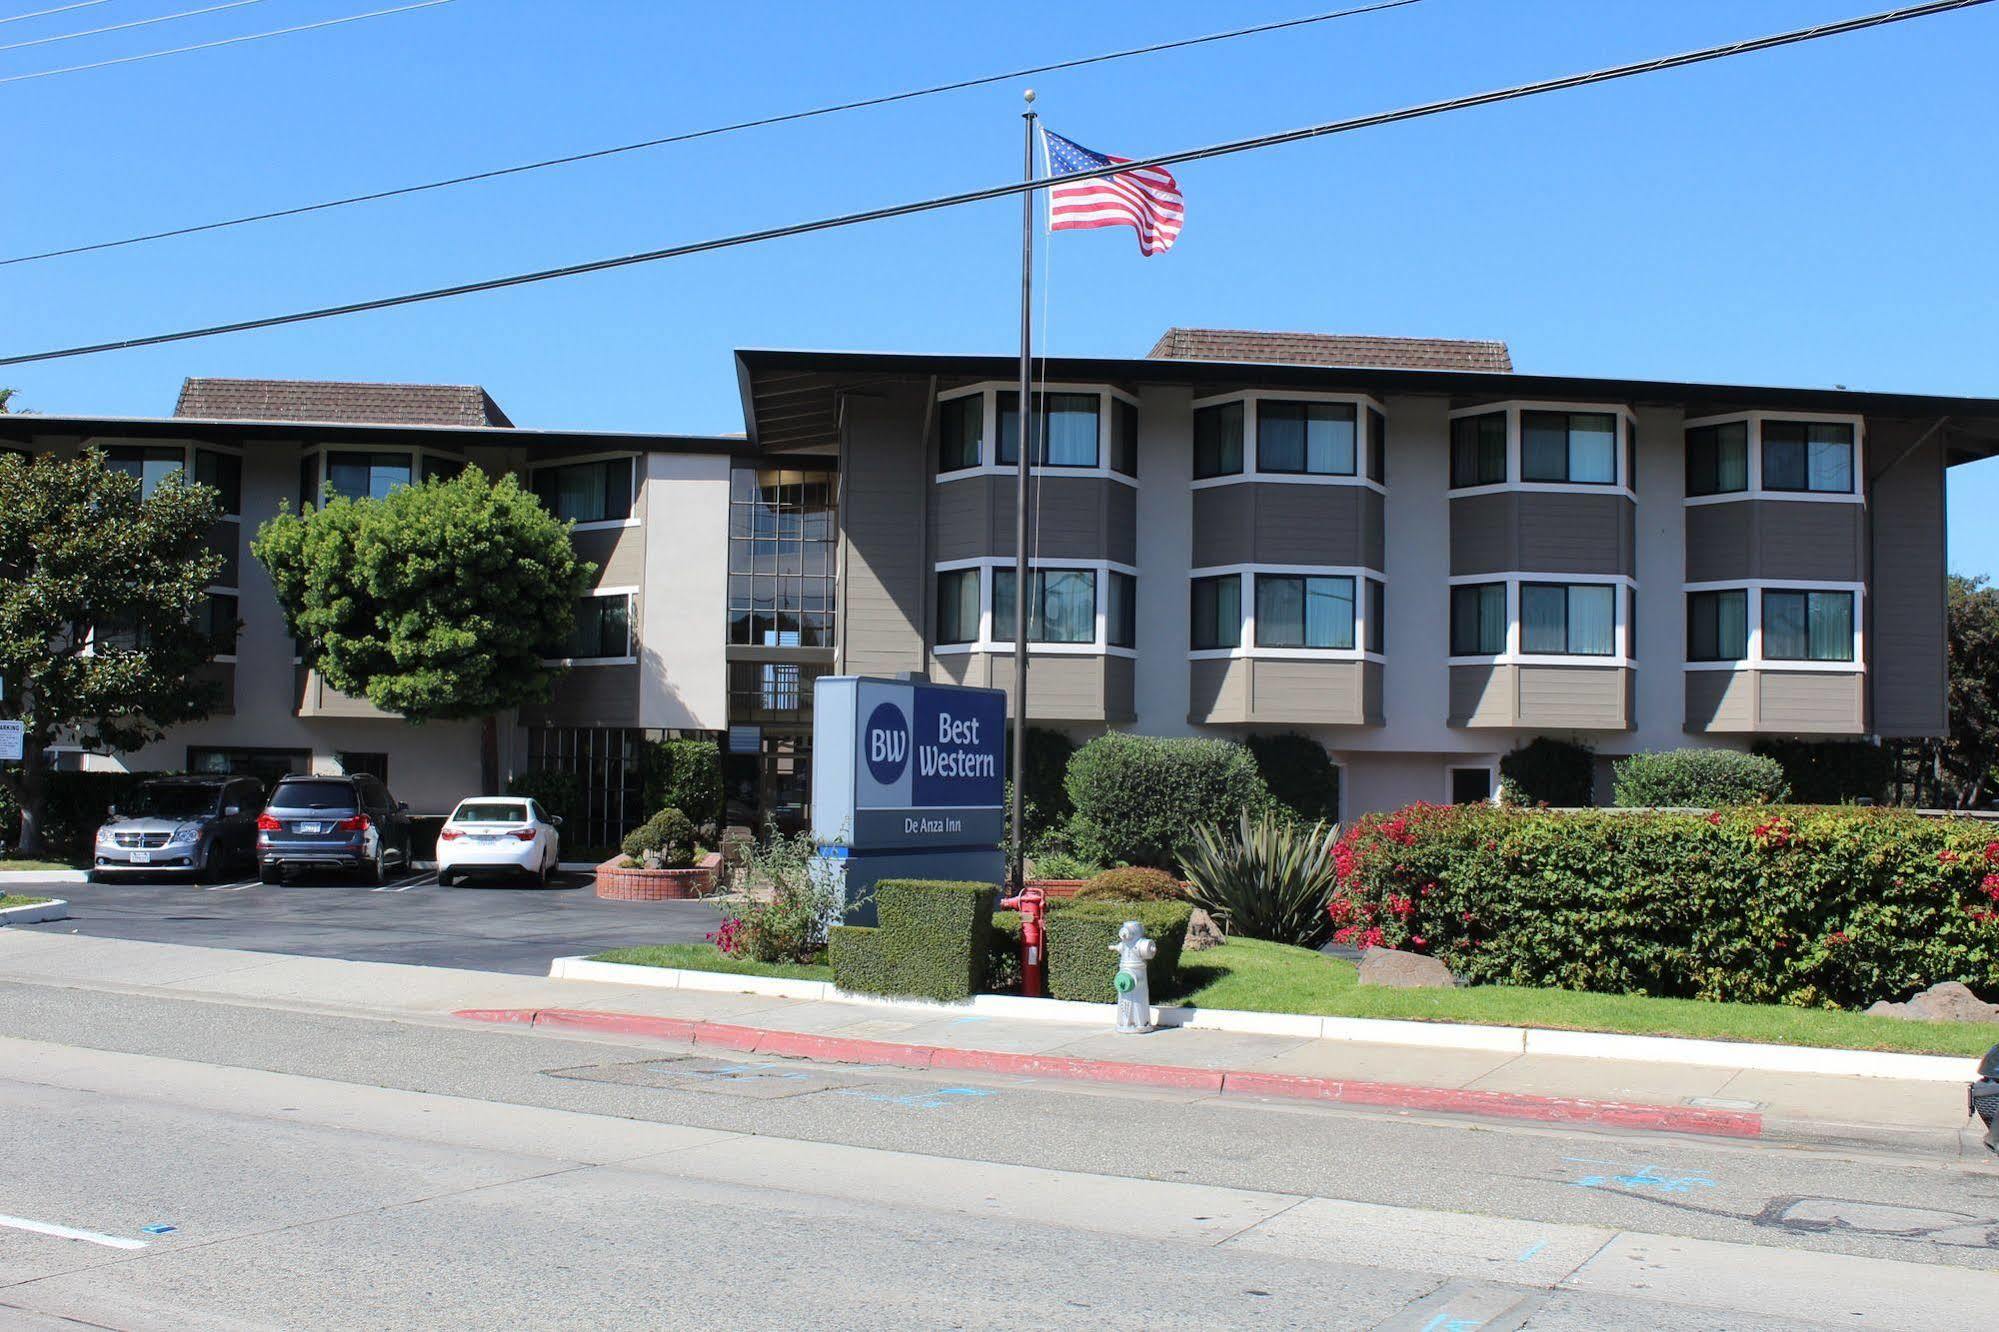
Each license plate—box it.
[296,822,323,834]
[129,851,151,864]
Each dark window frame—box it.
[1760,420,1856,495]
[564,592,634,660]
[1449,412,1507,488]
[937,394,983,474]
[1254,399,1358,477]
[1189,574,1241,651]
[1686,420,1750,497]
[996,390,1102,469]
[935,568,981,646]
[1520,410,1621,486]
[529,455,636,524]
[325,450,415,502]
[1450,581,1508,657]
[1760,588,1856,662]
[1687,588,1749,662]
[1518,581,1619,658]
[1253,573,1358,650]
[991,566,1098,645]
[1193,400,1245,479]
[193,448,242,516]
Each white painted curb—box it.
[0,869,87,885]
[549,955,1980,1083]
[0,898,69,926]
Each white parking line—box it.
[0,1212,147,1250]
[370,871,436,894]
[203,878,260,893]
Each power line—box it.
[0,0,1985,369]
[0,0,452,86]
[0,0,116,27]
[0,0,1423,267]
[0,0,269,55]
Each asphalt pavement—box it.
[4,868,719,972]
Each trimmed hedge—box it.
[1330,802,1999,1009]
[2,770,164,859]
[1045,899,1194,1004]
[1065,732,1271,869]
[1612,748,1789,808]
[643,739,724,833]
[988,908,1024,993]
[1008,726,1076,843]
[506,769,583,834]
[1246,732,1340,823]
[830,879,995,1002]
[1499,737,1595,808]
[1071,866,1185,903]
[1753,739,1893,806]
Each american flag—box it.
[1043,129,1184,257]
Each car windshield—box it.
[454,802,529,824]
[119,785,222,820]
[268,780,359,812]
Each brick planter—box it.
[595,852,722,902]
[1026,879,1087,901]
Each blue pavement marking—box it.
[834,1086,997,1111]
[1516,1240,1547,1263]
[1564,1157,1716,1194]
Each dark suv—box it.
[256,773,414,884]
[91,775,265,880]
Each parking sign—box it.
[0,721,22,762]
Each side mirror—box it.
[396,801,410,813]
[551,815,564,827]
[224,805,241,817]
[107,805,119,817]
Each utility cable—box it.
[0,0,116,27]
[0,0,1422,266]
[0,0,451,86]
[0,0,269,55]
[0,0,1984,368]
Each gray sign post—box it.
[810,675,1007,925]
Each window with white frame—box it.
[936,568,980,646]
[1687,588,1748,662]
[1449,402,1635,492]
[933,559,1135,653]
[1255,573,1357,649]
[1762,588,1855,662]
[1189,574,1241,650]
[1519,582,1617,656]
[562,592,633,661]
[1450,582,1507,656]
[1189,567,1382,658]
[1450,577,1631,663]
[1683,414,1861,502]
[103,445,187,499]
[530,455,635,524]
[933,384,1137,480]
[994,567,1095,644]
[1191,392,1384,485]
[1683,583,1861,669]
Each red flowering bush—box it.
[1328,803,1999,1009]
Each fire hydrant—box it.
[998,884,1047,998]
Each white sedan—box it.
[435,798,561,886]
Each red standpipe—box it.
[998,884,1047,998]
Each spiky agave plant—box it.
[1178,810,1340,947]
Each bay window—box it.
[1107,571,1136,648]
[327,451,413,501]
[1688,589,1748,662]
[103,445,184,499]
[992,567,1096,644]
[1521,411,1618,484]
[936,568,980,646]
[1367,408,1387,484]
[1254,573,1356,649]
[1255,401,1356,476]
[1189,575,1241,650]
[1762,589,1854,662]
[997,391,1100,467]
[1449,413,1507,488]
[531,456,634,524]
[1520,582,1616,656]
[1686,421,1750,496]
[565,593,633,660]
[937,395,981,473]
[1450,582,1507,656]
[1193,401,1244,479]
[1762,421,1854,494]
[194,449,242,515]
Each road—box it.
[8,869,719,972]
[0,976,1993,1329]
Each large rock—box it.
[1358,947,1460,989]
[1866,981,1999,1023]
[1184,908,1225,953]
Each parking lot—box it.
[4,867,720,974]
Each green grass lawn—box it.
[0,853,86,873]
[1168,938,1999,1059]
[592,943,832,982]
[0,895,52,909]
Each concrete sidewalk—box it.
[0,928,1984,1157]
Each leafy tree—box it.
[251,466,594,786]
[1925,574,1999,807]
[0,449,226,855]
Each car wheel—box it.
[362,849,385,887]
[437,869,457,888]
[259,862,283,886]
[201,845,226,883]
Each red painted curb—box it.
[451,1008,1763,1139]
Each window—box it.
[992,568,1096,644]
[1193,401,1244,478]
[1520,583,1616,656]
[1255,574,1355,649]
[1450,582,1507,656]
[1111,399,1139,477]
[1450,767,1494,805]
[202,594,240,656]
[187,746,309,787]
[727,466,837,647]
[1367,578,1385,654]
[1762,589,1854,662]
[103,445,184,499]
[1256,401,1356,476]
[299,454,319,511]
[1190,575,1241,650]
[1450,413,1506,487]
[1521,411,1618,485]
[565,594,632,659]
[1762,421,1854,494]
[338,751,389,782]
[194,449,241,515]
[1686,421,1749,496]
[531,456,634,523]
[1107,571,1136,648]
[422,454,465,484]
[936,568,980,645]
[326,451,413,501]
[938,394,982,473]
[1367,408,1386,484]
[997,391,1099,467]
[1688,589,1749,662]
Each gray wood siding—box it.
[1685,671,1754,731]
[842,390,930,677]
[928,652,1124,722]
[1191,484,1382,570]
[1188,658,1379,726]
[1449,664,1630,728]
[1685,501,1864,583]
[1684,668,1863,734]
[1189,658,1247,723]
[928,475,1136,563]
[1452,493,1635,576]
[1868,424,1948,736]
[571,524,645,589]
[521,666,641,728]
[1683,504,1755,584]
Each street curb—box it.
[453,1005,1762,1138]
[0,870,87,885]
[0,897,69,925]
[547,956,1978,1084]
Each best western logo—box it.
[863,701,910,785]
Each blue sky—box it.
[8,0,1999,575]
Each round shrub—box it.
[1247,732,1341,823]
[621,807,695,869]
[643,739,723,833]
[1065,732,1271,869]
[1612,748,1789,808]
[1499,737,1596,807]
[1072,866,1185,903]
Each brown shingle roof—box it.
[172,378,513,428]
[1146,327,1512,374]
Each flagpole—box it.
[1010,90,1036,897]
